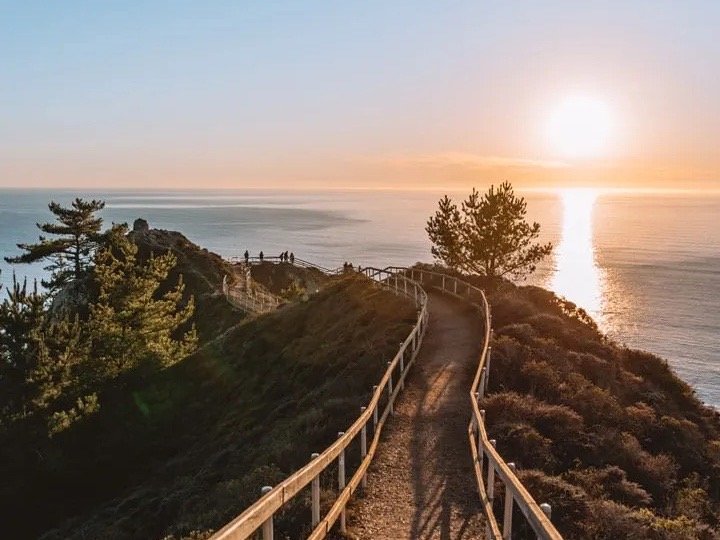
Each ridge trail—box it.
[348,290,484,539]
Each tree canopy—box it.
[5,198,106,293]
[426,182,552,279]
[0,223,197,437]
[87,225,197,382]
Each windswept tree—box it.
[426,182,552,279]
[87,225,197,381]
[5,199,106,293]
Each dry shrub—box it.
[558,373,625,427]
[491,422,557,470]
[496,322,536,342]
[520,360,561,400]
[600,431,678,503]
[584,499,650,539]
[564,466,653,508]
[481,391,584,443]
[516,469,590,538]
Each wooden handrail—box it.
[212,268,428,540]
[229,256,343,275]
[222,275,282,315]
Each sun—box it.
[546,96,613,159]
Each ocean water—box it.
[0,188,718,406]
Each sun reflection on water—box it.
[551,189,604,326]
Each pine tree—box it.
[0,275,47,419]
[5,198,106,293]
[27,315,92,436]
[426,182,553,279]
[87,225,197,381]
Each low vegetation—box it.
[470,273,720,538]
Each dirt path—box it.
[347,291,485,539]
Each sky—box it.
[2,1,719,190]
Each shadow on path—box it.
[348,291,484,539]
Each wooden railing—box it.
[389,266,563,540]
[212,268,429,540]
[222,274,282,314]
[229,256,343,275]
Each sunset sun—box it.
[546,96,613,158]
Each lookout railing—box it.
[229,255,343,275]
[222,274,282,315]
[212,267,429,540]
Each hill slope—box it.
[33,275,415,540]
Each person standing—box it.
[289,252,295,264]
[259,251,264,262]
[244,250,249,263]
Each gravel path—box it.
[347,291,485,539]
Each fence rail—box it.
[229,256,343,275]
[212,268,428,540]
[222,275,282,315]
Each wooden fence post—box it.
[338,432,346,532]
[485,347,492,393]
[479,410,486,472]
[311,453,320,527]
[487,440,497,502]
[387,362,394,415]
[372,386,378,431]
[399,345,405,389]
[360,408,368,489]
[261,486,273,539]
[504,463,516,539]
[539,503,552,540]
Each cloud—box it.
[380,152,570,171]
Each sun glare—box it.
[551,188,604,326]
[546,96,613,158]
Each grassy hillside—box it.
[0,230,415,539]
[446,269,720,539]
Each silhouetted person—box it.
[289,252,294,264]
[279,251,284,261]
[259,251,264,262]
[244,250,249,263]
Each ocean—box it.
[0,188,718,406]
